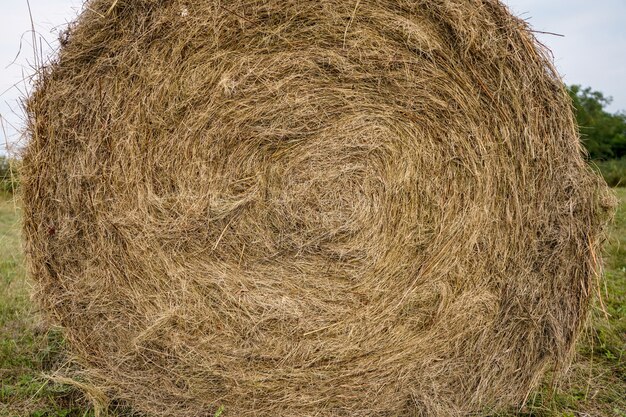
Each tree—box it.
[568,85,626,160]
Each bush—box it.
[0,156,19,194]
[593,158,626,187]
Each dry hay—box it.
[22,0,615,415]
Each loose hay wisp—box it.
[22,0,615,415]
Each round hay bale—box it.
[22,0,614,415]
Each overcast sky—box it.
[1,0,625,153]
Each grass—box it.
[0,194,94,417]
[0,190,625,417]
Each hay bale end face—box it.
[22,0,613,415]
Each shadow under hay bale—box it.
[22,0,615,416]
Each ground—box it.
[0,191,625,417]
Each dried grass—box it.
[21,0,615,415]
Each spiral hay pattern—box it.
[23,0,614,415]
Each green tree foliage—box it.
[568,85,626,160]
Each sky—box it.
[1,0,625,153]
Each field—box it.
[0,190,625,417]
